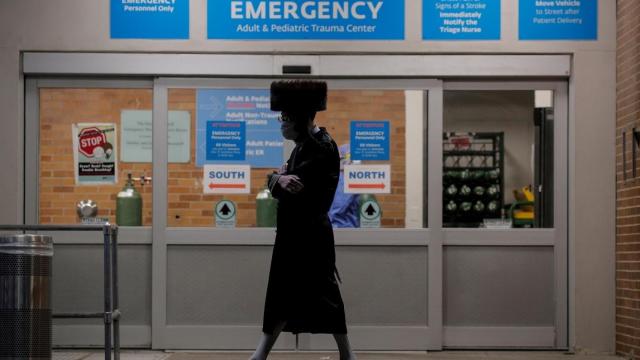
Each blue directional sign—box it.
[519,0,597,40]
[350,121,390,161]
[423,0,501,40]
[207,0,405,40]
[197,89,283,168]
[110,0,189,39]
[206,121,246,162]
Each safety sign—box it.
[350,121,390,161]
[207,0,405,40]
[206,121,247,162]
[215,200,237,228]
[423,0,501,40]
[360,200,381,228]
[110,0,189,39]
[72,123,118,185]
[203,165,251,194]
[196,89,283,168]
[519,0,597,40]
[343,164,391,194]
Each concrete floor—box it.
[53,350,626,360]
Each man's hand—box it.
[277,175,304,194]
[277,162,288,175]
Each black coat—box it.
[262,127,347,335]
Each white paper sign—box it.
[203,165,251,194]
[343,165,391,194]
[121,110,191,163]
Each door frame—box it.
[22,53,571,351]
[24,78,154,347]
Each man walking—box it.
[251,80,356,360]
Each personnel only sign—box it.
[203,165,251,194]
[343,165,391,194]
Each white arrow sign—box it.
[203,165,251,194]
[344,164,391,194]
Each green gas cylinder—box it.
[256,187,278,227]
[116,174,142,226]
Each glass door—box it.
[439,81,568,349]
[151,78,444,350]
[24,79,154,347]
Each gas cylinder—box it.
[256,186,278,227]
[116,173,142,226]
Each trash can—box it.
[0,234,53,360]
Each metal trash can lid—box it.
[0,234,53,256]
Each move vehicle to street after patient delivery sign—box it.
[207,0,404,40]
[519,0,597,40]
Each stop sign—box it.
[78,127,107,157]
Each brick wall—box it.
[617,0,640,357]
[167,89,406,227]
[319,90,406,227]
[39,88,153,225]
[39,88,406,228]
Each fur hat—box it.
[270,80,327,112]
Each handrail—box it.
[0,224,107,231]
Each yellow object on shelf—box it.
[513,186,534,202]
[511,186,535,225]
[514,210,534,220]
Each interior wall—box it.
[38,88,154,225]
[37,87,406,227]
[444,90,535,203]
[164,88,407,227]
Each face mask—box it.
[281,121,299,140]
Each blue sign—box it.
[423,0,500,40]
[350,121,390,161]
[197,89,283,168]
[206,121,246,161]
[207,0,404,40]
[110,0,189,39]
[519,0,597,40]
